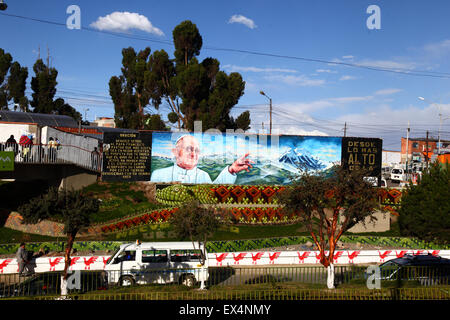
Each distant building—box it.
[0,110,79,144]
[91,117,115,128]
[401,137,450,164]
[382,150,401,168]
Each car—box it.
[378,253,450,285]
[334,253,450,287]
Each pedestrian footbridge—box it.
[0,140,102,190]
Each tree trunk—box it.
[61,232,76,297]
[60,274,68,297]
[327,263,335,289]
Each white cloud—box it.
[422,39,450,57]
[223,65,297,73]
[342,55,355,60]
[228,15,257,29]
[330,57,416,72]
[334,102,448,149]
[90,12,164,36]
[264,74,325,87]
[329,96,373,103]
[339,75,357,81]
[374,88,403,96]
[316,69,337,74]
[269,96,373,115]
[274,126,329,136]
[356,59,416,71]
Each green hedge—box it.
[1,236,448,255]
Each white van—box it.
[390,168,405,183]
[104,241,209,287]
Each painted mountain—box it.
[278,147,326,172]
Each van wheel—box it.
[120,275,135,287]
[181,275,195,287]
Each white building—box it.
[382,150,401,168]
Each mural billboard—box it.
[102,132,152,181]
[100,131,382,185]
[150,132,342,185]
[341,137,383,177]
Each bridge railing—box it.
[0,142,102,172]
[0,266,449,299]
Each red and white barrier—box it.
[209,249,450,266]
[0,256,110,274]
[1,250,449,274]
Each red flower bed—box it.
[226,207,293,224]
[210,185,286,204]
[100,207,177,233]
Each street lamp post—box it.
[260,91,272,134]
[418,96,449,155]
[0,1,7,11]
[84,108,90,123]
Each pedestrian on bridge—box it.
[91,147,100,170]
[16,242,32,277]
[48,137,57,162]
[5,135,18,154]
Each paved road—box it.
[208,265,329,286]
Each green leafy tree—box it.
[110,20,250,131]
[30,59,58,114]
[172,20,203,66]
[143,113,169,131]
[150,20,248,131]
[279,165,378,288]
[169,200,220,266]
[18,187,99,285]
[398,161,450,245]
[53,98,82,122]
[29,58,80,121]
[109,47,156,130]
[0,48,29,111]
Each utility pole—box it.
[260,91,272,135]
[426,130,429,170]
[269,97,272,135]
[343,122,347,137]
[405,121,410,172]
[46,45,50,70]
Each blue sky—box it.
[2,0,450,151]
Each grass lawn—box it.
[83,182,169,224]
[0,180,403,245]
[0,226,60,243]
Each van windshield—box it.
[106,248,121,265]
[392,169,402,174]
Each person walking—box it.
[5,135,18,154]
[16,242,30,276]
[48,137,56,162]
[91,147,100,170]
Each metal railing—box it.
[0,142,102,172]
[18,287,450,301]
[1,265,448,299]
